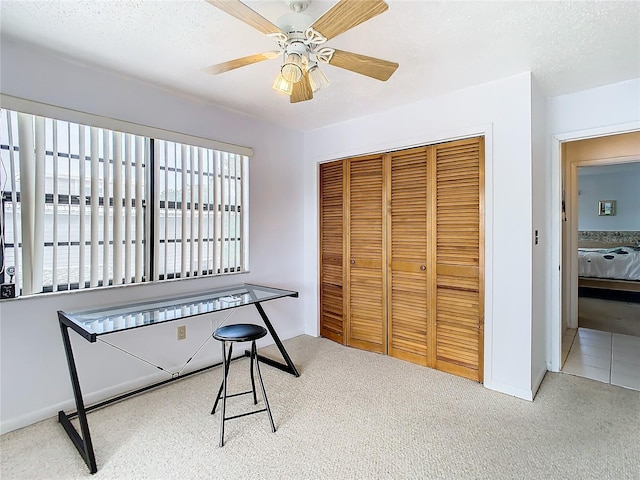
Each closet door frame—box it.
[319,135,485,382]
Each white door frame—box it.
[548,121,640,372]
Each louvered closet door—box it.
[346,155,386,353]
[433,137,484,382]
[387,147,431,365]
[320,160,346,343]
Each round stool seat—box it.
[213,323,267,342]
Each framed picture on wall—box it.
[598,200,616,216]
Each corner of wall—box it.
[531,72,550,387]
[483,379,535,402]
[531,364,548,400]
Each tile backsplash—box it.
[578,230,640,245]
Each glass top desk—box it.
[57,283,299,474]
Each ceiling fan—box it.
[203,0,399,103]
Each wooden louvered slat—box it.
[437,273,479,291]
[347,155,386,353]
[434,137,484,382]
[321,283,344,341]
[319,137,484,384]
[436,324,480,375]
[437,289,479,328]
[320,161,345,344]
[387,147,430,365]
[322,263,342,286]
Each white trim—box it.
[548,121,640,372]
[308,125,491,164]
[532,365,547,398]
[480,125,494,390]
[0,94,253,157]
[567,162,579,329]
[483,379,535,401]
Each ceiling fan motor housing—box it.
[286,40,308,58]
[276,12,313,34]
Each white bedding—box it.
[578,246,640,281]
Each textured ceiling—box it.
[1,0,639,131]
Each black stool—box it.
[211,323,275,446]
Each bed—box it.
[578,246,640,281]
[577,243,640,294]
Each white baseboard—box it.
[0,357,226,435]
[484,379,535,401]
[531,366,548,399]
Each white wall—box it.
[0,38,306,433]
[548,79,640,135]
[578,166,640,231]
[5,35,636,434]
[303,72,537,400]
[547,78,640,371]
[530,76,548,395]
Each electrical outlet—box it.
[177,325,186,341]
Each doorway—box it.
[560,132,640,391]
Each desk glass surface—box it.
[59,283,297,337]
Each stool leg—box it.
[219,340,229,447]
[250,341,258,405]
[212,342,233,414]
[254,344,276,433]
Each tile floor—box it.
[562,327,640,391]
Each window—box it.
[154,140,246,280]
[0,108,249,296]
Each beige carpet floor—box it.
[1,335,639,480]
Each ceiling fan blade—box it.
[329,49,398,81]
[203,52,280,75]
[205,0,282,35]
[290,72,313,103]
[310,0,388,41]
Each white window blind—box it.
[153,140,248,280]
[0,108,249,296]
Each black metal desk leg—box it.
[252,302,300,377]
[58,322,98,474]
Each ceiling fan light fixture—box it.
[281,52,304,83]
[205,0,399,104]
[272,73,294,95]
[307,64,329,92]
